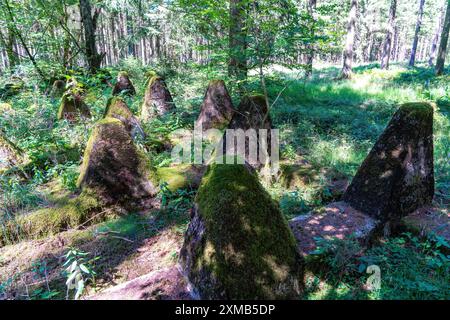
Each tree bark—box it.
[305,0,317,78]
[429,9,445,67]
[409,0,426,67]
[228,0,248,84]
[3,0,46,79]
[436,0,450,75]
[339,0,358,79]
[380,0,397,69]
[79,0,103,72]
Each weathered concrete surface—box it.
[289,201,378,256]
[112,71,136,96]
[140,76,175,120]
[196,80,234,130]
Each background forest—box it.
[0,0,449,300]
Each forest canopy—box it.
[0,0,448,80]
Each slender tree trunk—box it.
[429,9,445,66]
[381,0,397,69]
[340,0,358,79]
[305,0,317,78]
[0,29,17,71]
[3,0,46,79]
[436,0,450,75]
[409,0,426,67]
[228,0,248,83]
[79,0,102,72]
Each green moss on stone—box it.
[57,92,90,120]
[144,70,157,84]
[147,75,162,89]
[156,165,205,191]
[399,102,433,118]
[188,163,304,299]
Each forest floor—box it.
[0,61,449,300]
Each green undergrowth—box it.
[0,61,449,300]
[261,63,449,215]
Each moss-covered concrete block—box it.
[402,208,449,245]
[140,75,175,121]
[57,92,91,122]
[222,95,273,170]
[278,163,319,189]
[289,201,378,256]
[0,77,24,99]
[112,71,136,96]
[77,117,157,208]
[179,163,304,299]
[104,97,145,139]
[196,80,234,130]
[343,102,434,221]
[50,80,65,99]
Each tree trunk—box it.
[110,12,118,65]
[380,0,397,69]
[126,12,135,57]
[79,0,102,72]
[305,0,317,78]
[409,0,426,67]
[436,0,450,76]
[339,0,358,79]
[228,0,248,83]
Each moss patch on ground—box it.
[156,165,205,191]
[279,163,320,189]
